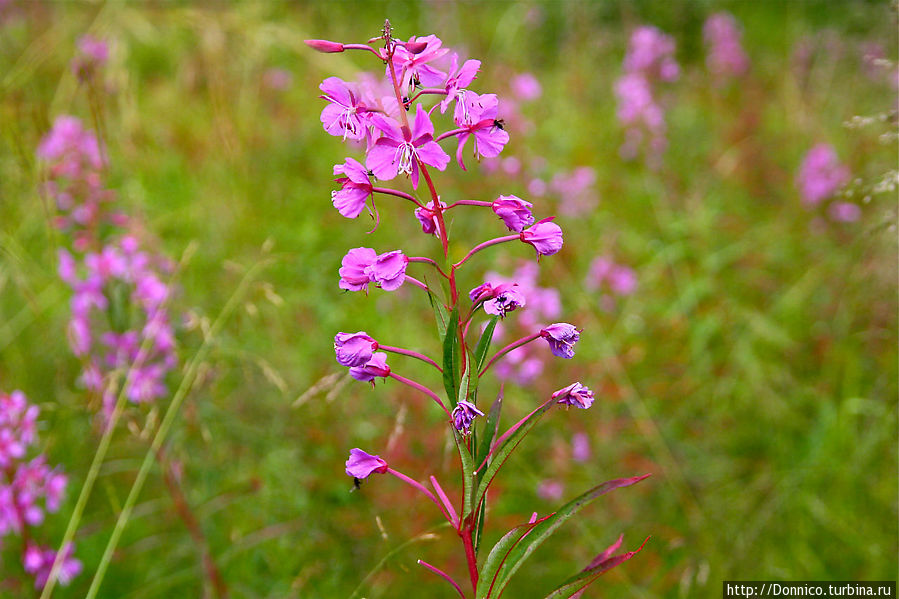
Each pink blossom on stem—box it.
[451,400,484,434]
[414,199,447,236]
[345,448,389,479]
[492,194,535,232]
[452,91,510,169]
[349,352,391,384]
[440,55,481,113]
[540,323,580,359]
[319,77,371,141]
[367,105,450,189]
[520,218,564,256]
[552,382,595,409]
[332,157,373,218]
[334,332,378,367]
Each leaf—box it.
[488,474,651,598]
[474,316,499,374]
[458,362,471,407]
[473,399,556,517]
[442,308,460,405]
[426,280,450,341]
[475,513,555,599]
[475,386,504,471]
[453,429,476,523]
[542,536,650,599]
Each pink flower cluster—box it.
[796,144,858,222]
[615,26,679,163]
[0,390,81,589]
[310,23,650,597]
[38,109,179,417]
[59,237,177,416]
[37,116,124,252]
[703,12,750,81]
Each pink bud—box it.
[404,41,428,54]
[304,39,345,53]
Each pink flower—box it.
[334,332,378,367]
[414,199,447,236]
[389,34,450,94]
[540,323,580,359]
[305,39,345,53]
[520,219,564,256]
[338,247,377,292]
[338,248,408,292]
[332,157,373,218]
[345,448,388,479]
[452,92,510,169]
[451,400,484,434]
[492,195,534,232]
[369,250,408,291]
[349,352,391,384]
[440,55,481,113]
[552,382,595,409]
[366,105,450,189]
[319,77,370,141]
[483,284,526,318]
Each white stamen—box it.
[394,142,415,175]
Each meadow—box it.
[0,1,896,597]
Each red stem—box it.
[462,526,479,592]
[388,372,450,416]
[417,560,467,599]
[378,344,442,373]
[479,332,541,377]
[372,186,425,209]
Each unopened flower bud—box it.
[305,39,345,53]
[404,40,428,54]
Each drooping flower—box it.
[319,77,370,141]
[414,199,447,236]
[492,195,534,232]
[552,382,595,409]
[369,250,408,291]
[334,332,378,367]
[483,284,526,318]
[338,247,378,292]
[338,248,408,292]
[520,219,564,256]
[332,158,373,218]
[796,144,850,206]
[345,448,389,479]
[540,323,580,359]
[452,91,510,169]
[451,400,484,434]
[366,105,450,189]
[349,352,390,384]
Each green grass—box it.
[0,1,896,597]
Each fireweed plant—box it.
[307,22,649,598]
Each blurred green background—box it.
[0,1,896,597]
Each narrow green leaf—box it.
[474,315,499,374]
[453,430,476,522]
[442,308,460,404]
[458,362,471,407]
[425,278,449,340]
[476,386,504,471]
[474,523,533,599]
[490,474,651,597]
[541,537,649,599]
[473,399,556,515]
